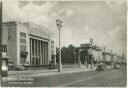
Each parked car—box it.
[15,65,26,71]
[49,61,58,69]
[8,62,16,71]
[113,64,120,69]
[96,64,104,71]
[8,62,26,71]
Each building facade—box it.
[80,43,102,62]
[102,52,112,62]
[2,21,56,66]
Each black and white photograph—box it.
[0,0,127,87]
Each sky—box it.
[2,0,127,57]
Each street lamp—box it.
[78,49,82,68]
[56,19,63,72]
[110,50,113,67]
[90,39,93,69]
[99,47,101,62]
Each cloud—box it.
[84,9,88,14]
[83,25,90,31]
[60,27,72,47]
[58,8,75,17]
[66,9,74,16]
[105,0,127,22]
[3,1,58,28]
[82,24,126,55]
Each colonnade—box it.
[30,38,49,66]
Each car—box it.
[113,64,120,69]
[8,62,16,71]
[8,62,26,71]
[49,61,58,69]
[15,65,26,71]
[96,64,104,71]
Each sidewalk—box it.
[8,65,96,78]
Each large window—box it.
[2,45,7,52]
[20,45,26,51]
[20,39,26,44]
[20,32,26,38]
[20,32,26,51]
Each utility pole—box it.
[56,20,63,72]
[122,53,125,65]
[118,54,120,64]
[90,39,93,69]
[99,47,101,62]
[110,50,113,67]
[78,49,82,68]
[103,47,106,64]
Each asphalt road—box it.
[2,67,127,87]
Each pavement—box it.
[8,65,96,78]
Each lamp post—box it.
[56,19,63,72]
[99,47,101,63]
[103,47,106,66]
[90,39,93,69]
[122,53,124,66]
[110,50,113,67]
[74,50,76,64]
[78,49,82,68]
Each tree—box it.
[80,49,89,64]
[61,47,68,63]
[68,44,75,63]
[56,47,59,63]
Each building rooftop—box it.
[80,43,102,51]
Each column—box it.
[40,41,42,66]
[43,42,45,66]
[44,42,46,66]
[37,40,39,66]
[38,40,40,66]
[32,39,34,66]
[35,40,37,66]
[33,39,36,66]
[42,42,44,66]
[30,38,32,66]
[45,42,47,66]
[46,43,48,65]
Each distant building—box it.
[2,21,56,66]
[113,54,118,63]
[102,52,112,62]
[80,43,102,62]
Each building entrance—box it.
[30,38,48,67]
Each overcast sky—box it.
[3,0,127,57]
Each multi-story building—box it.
[102,52,111,62]
[113,54,119,63]
[80,43,102,62]
[2,21,56,67]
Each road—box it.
[2,67,127,87]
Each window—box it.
[20,45,26,51]
[2,45,7,52]
[20,39,26,44]
[20,32,26,38]
[8,26,12,39]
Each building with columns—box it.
[2,21,56,66]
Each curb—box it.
[7,67,95,78]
